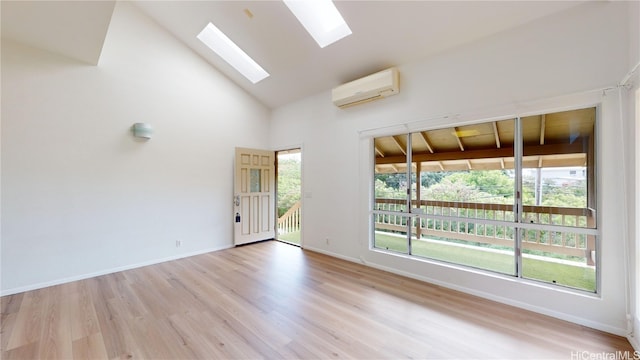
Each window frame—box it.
[370,109,600,293]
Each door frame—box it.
[275,145,303,247]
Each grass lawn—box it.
[277,231,300,245]
[374,233,595,292]
[274,231,595,292]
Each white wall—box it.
[627,0,640,350]
[631,82,640,351]
[631,86,640,348]
[270,1,633,335]
[0,2,270,294]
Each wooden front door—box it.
[234,147,275,245]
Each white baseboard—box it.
[303,245,362,264]
[0,245,232,296]
[303,246,628,337]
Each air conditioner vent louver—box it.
[332,68,399,108]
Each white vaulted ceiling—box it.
[1,0,116,65]
[2,1,588,108]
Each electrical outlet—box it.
[176,240,182,247]
[325,237,330,245]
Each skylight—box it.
[197,22,270,84]
[283,0,352,48]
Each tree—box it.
[277,158,301,217]
[425,177,496,202]
[375,178,406,199]
[376,168,587,209]
[421,172,449,188]
[426,170,514,203]
[375,173,407,190]
[541,180,586,208]
[447,171,513,198]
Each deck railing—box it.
[374,198,596,264]
[278,201,301,235]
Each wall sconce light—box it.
[132,123,153,139]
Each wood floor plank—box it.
[37,285,73,359]
[0,312,18,352]
[1,292,23,315]
[165,311,233,359]
[1,240,635,359]
[6,289,47,351]
[71,332,109,360]
[87,277,141,359]
[2,341,39,360]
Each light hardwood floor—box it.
[1,240,635,359]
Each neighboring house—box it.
[535,167,587,183]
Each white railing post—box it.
[278,201,302,234]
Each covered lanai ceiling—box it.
[1,1,590,108]
[374,107,595,174]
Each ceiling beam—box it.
[375,145,385,157]
[452,127,465,151]
[376,141,587,165]
[392,136,407,155]
[420,132,435,153]
[492,122,501,149]
[540,114,546,145]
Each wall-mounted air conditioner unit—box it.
[332,67,399,108]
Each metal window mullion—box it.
[406,133,413,255]
[514,116,523,278]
